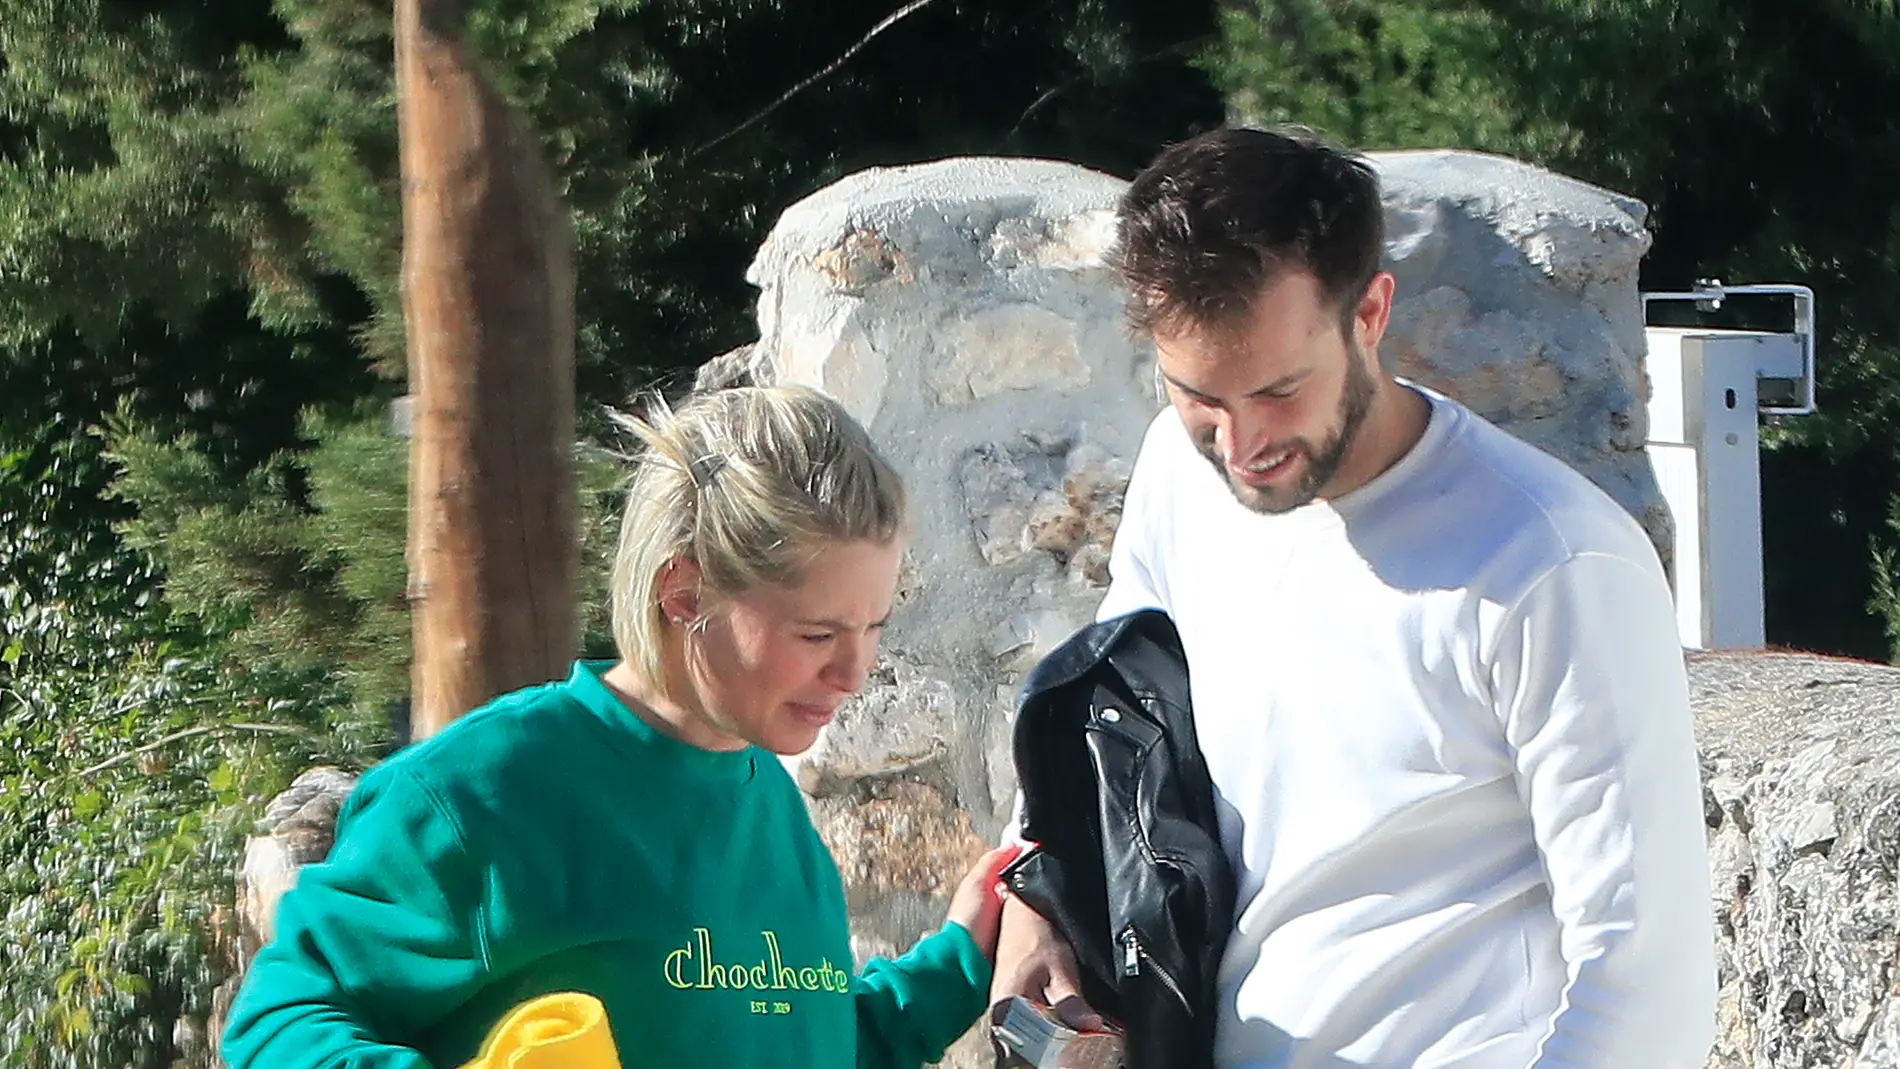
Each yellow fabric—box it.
[459,992,621,1069]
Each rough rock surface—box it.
[1375,149,1671,565]
[208,766,359,1064]
[1691,650,1900,1069]
[717,157,1163,856]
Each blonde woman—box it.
[223,385,1017,1069]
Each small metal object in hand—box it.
[989,997,1125,1069]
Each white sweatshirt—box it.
[1094,389,1715,1069]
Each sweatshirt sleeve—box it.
[1489,551,1717,1069]
[220,764,492,1069]
[1095,417,1170,624]
[853,921,991,1069]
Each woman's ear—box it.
[656,556,703,626]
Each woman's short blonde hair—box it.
[608,385,907,687]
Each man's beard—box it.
[1197,348,1377,515]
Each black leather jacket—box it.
[1004,609,1235,1069]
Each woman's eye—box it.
[800,633,834,644]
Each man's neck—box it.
[1322,376,1433,500]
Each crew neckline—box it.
[566,660,758,786]
[1327,382,1463,520]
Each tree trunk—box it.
[395,0,577,738]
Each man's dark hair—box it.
[1112,126,1385,337]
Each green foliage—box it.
[575,439,635,660]
[0,432,373,1069]
[0,0,256,348]
[107,404,411,725]
[1208,0,1900,658]
[1209,0,1567,154]
[1871,538,1900,661]
[105,404,627,721]
[1,429,154,684]
[0,650,341,1069]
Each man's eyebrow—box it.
[1160,372,1219,401]
[1162,369,1309,402]
[1246,370,1311,397]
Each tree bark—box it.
[395,0,577,738]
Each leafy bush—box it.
[0,407,619,1068]
[0,431,376,1069]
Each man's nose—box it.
[1215,407,1274,463]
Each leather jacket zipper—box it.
[1118,925,1189,1009]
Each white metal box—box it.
[1644,327,1806,649]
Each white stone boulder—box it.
[716,158,1163,838]
[1375,149,1670,559]
[208,765,360,1065]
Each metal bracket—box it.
[1642,279,1817,416]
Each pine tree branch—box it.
[1006,35,1218,141]
[689,0,946,160]
[77,722,310,778]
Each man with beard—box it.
[992,127,1716,1069]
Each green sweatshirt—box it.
[221,661,989,1069]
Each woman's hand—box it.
[945,844,1024,959]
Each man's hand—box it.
[989,894,1104,1030]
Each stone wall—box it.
[1693,651,1900,1069]
[1375,150,1670,558]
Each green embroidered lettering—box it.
[664,946,692,990]
[659,928,851,996]
[764,931,797,989]
[819,960,848,993]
